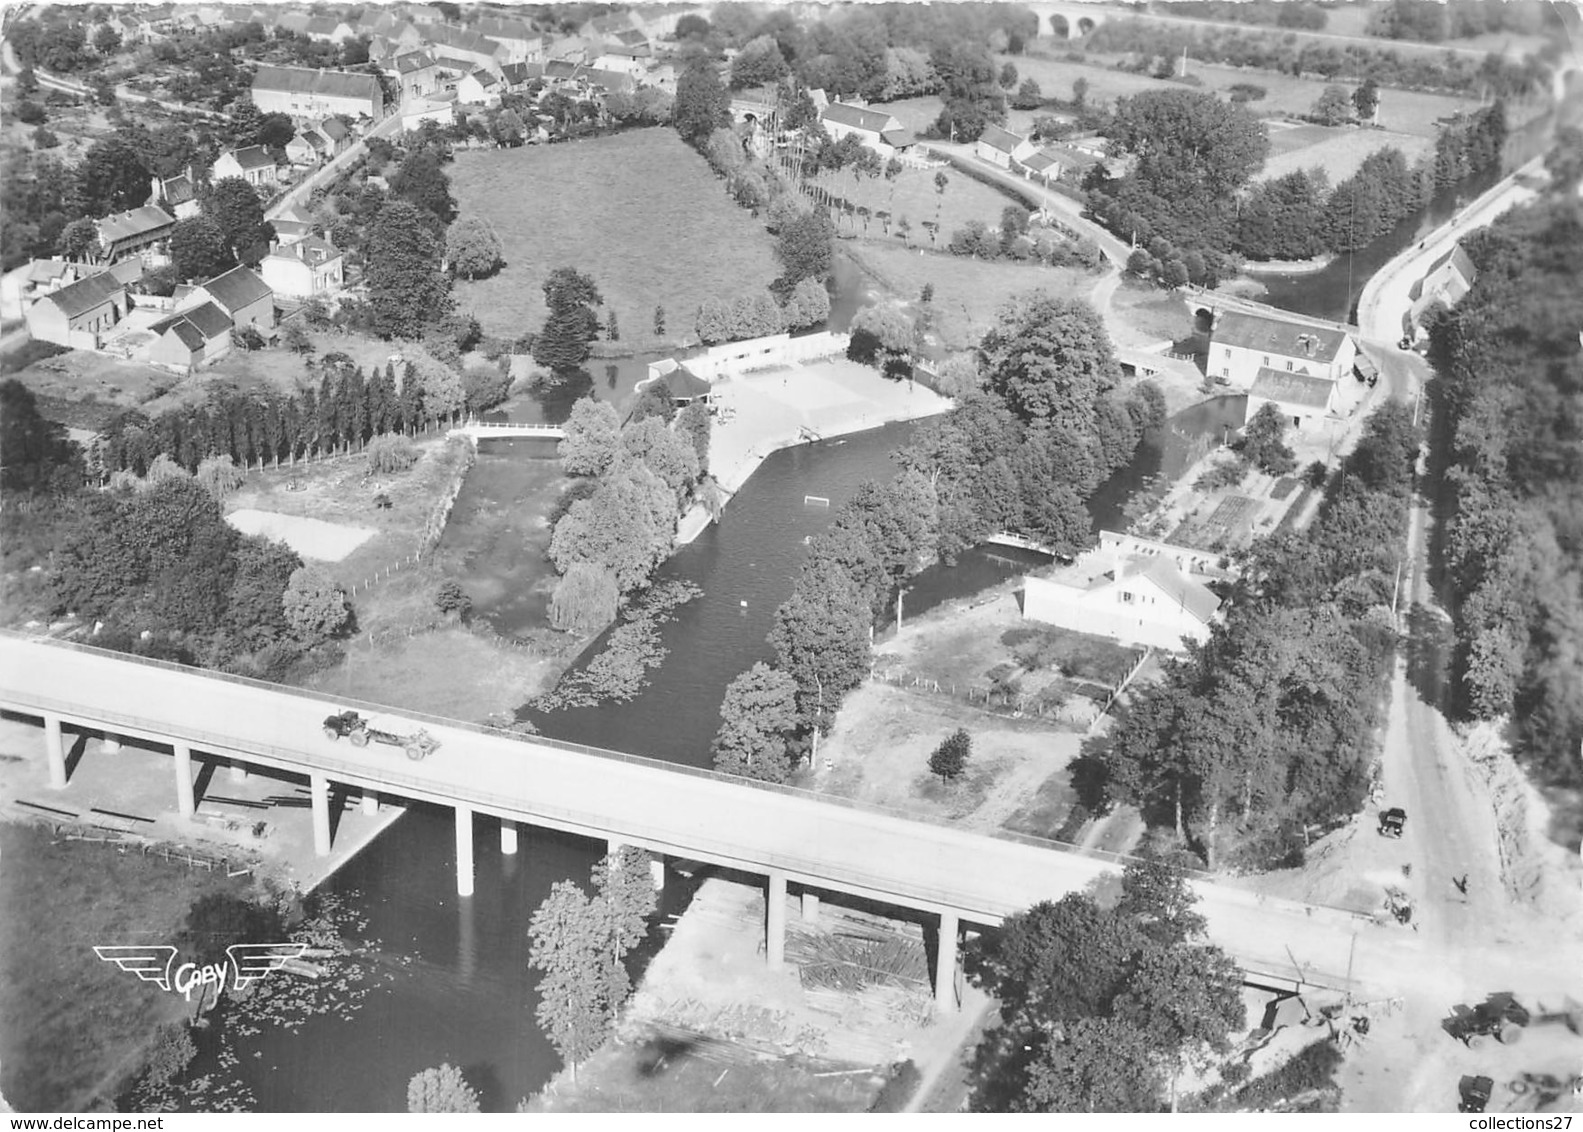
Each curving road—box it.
[0,633,1418,996]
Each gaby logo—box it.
[93,943,309,1001]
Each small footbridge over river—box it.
[448,422,566,445]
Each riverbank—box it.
[1241,254,1336,275]
[675,359,953,546]
[526,874,990,1113]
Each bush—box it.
[1228,83,1267,103]
[548,562,619,633]
[140,1023,197,1090]
[434,580,471,618]
[869,1060,922,1112]
[195,454,245,500]
[929,728,971,781]
[1233,1040,1342,1111]
[1196,456,1250,490]
[366,433,418,474]
[16,100,46,125]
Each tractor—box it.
[1378,807,1406,838]
[322,710,439,761]
[1448,993,1531,1050]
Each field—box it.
[807,160,1011,242]
[0,820,249,1112]
[1260,120,1436,183]
[1007,52,1481,139]
[842,240,1095,353]
[449,128,782,344]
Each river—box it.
[191,123,1537,1110]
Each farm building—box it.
[1406,243,1476,337]
[820,102,914,159]
[422,24,508,76]
[473,15,543,63]
[96,206,175,264]
[252,65,385,122]
[1246,368,1337,431]
[147,301,233,372]
[147,170,200,220]
[1023,538,1222,652]
[25,272,128,348]
[1208,310,1356,391]
[456,69,502,105]
[388,50,443,101]
[975,124,1036,169]
[179,265,274,331]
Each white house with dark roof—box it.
[1208,310,1357,391]
[251,65,386,122]
[303,16,356,43]
[592,42,651,80]
[212,145,278,187]
[147,170,200,220]
[975,124,1036,169]
[271,204,315,246]
[456,69,502,105]
[388,49,443,101]
[473,15,543,63]
[1406,243,1476,337]
[25,272,128,348]
[96,206,176,263]
[421,24,507,76]
[1247,368,1338,431]
[260,236,344,299]
[820,101,914,158]
[1023,534,1223,651]
[178,265,274,331]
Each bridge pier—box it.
[500,818,518,855]
[934,912,960,1015]
[102,732,122,753]
[229,759,249,784]
[801,892,820,923]
[765,871,787,970]
[649,855,665,891]
[361,789,379,816]
[309,773,331,856]
[43,714,67,789]
[174,742,196,818]
[455,805,474,897]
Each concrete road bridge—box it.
[0,634,1421,1010]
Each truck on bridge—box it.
[322,710,439,761]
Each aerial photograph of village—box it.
[0,0,1579,1116]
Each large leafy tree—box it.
[389,149,456,225]
[366,200,452,339]
[0,379,78,491]
[1236,170,1329,261]
[1012,1019,1163,1113]
[620,416,699,502]
[729,34,789,89]
[978,293,1121,434]
[548,459,674,593]
[282,565,350,644]
[557,397,622,477]
[406,1065,480,1113]
[528,880,611,1080]
[201,178,275,264]
[712,662,801,782]
[170,216,234,282]
[768,562,872,725]
[444,216,504,280]
[673,58,730,145]
[76,135,150,215]
[532,267,602,376]
[775,207,835,286]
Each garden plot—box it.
[227,509,375,562]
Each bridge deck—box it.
[0,635,1413,994]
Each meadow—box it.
[448,128,782,346]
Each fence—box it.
[47,822,256,877]
[344,438,474,599]
[869,666,1102,727]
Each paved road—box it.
[266,112,404,222]
[0,633,1418,995]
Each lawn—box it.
[1006,50,1479,137]
[1259,120,1435,183]
[448,128,782,345]
[0,821,250,1112]
[808,160,1011,244]
[842,239,1096,353]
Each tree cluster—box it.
[1095,403,1421,868]
[527,847,658,1077]
[532,267,603,377]
[1429,197,1583,784]
[1086,17,1551,98]
[970,859,1243,1112]
[1161,1,1327,31]
[1366,0,1562,43]
[694,290,786,345]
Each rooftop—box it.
[252,65,383,104]
[424,23,503,56]
[221,144,275,171]
[196,265,272,313]
[822,101,896,135]
[40,272,125,319]
[1250,367,1337,408]
[151,301,232,346]
[977,124,1026,154]
[97,206,175,246]
[1211,310,1350,363]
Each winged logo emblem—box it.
[92,945,179,992]
[94,942,309,998]
[228,942,310,990]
